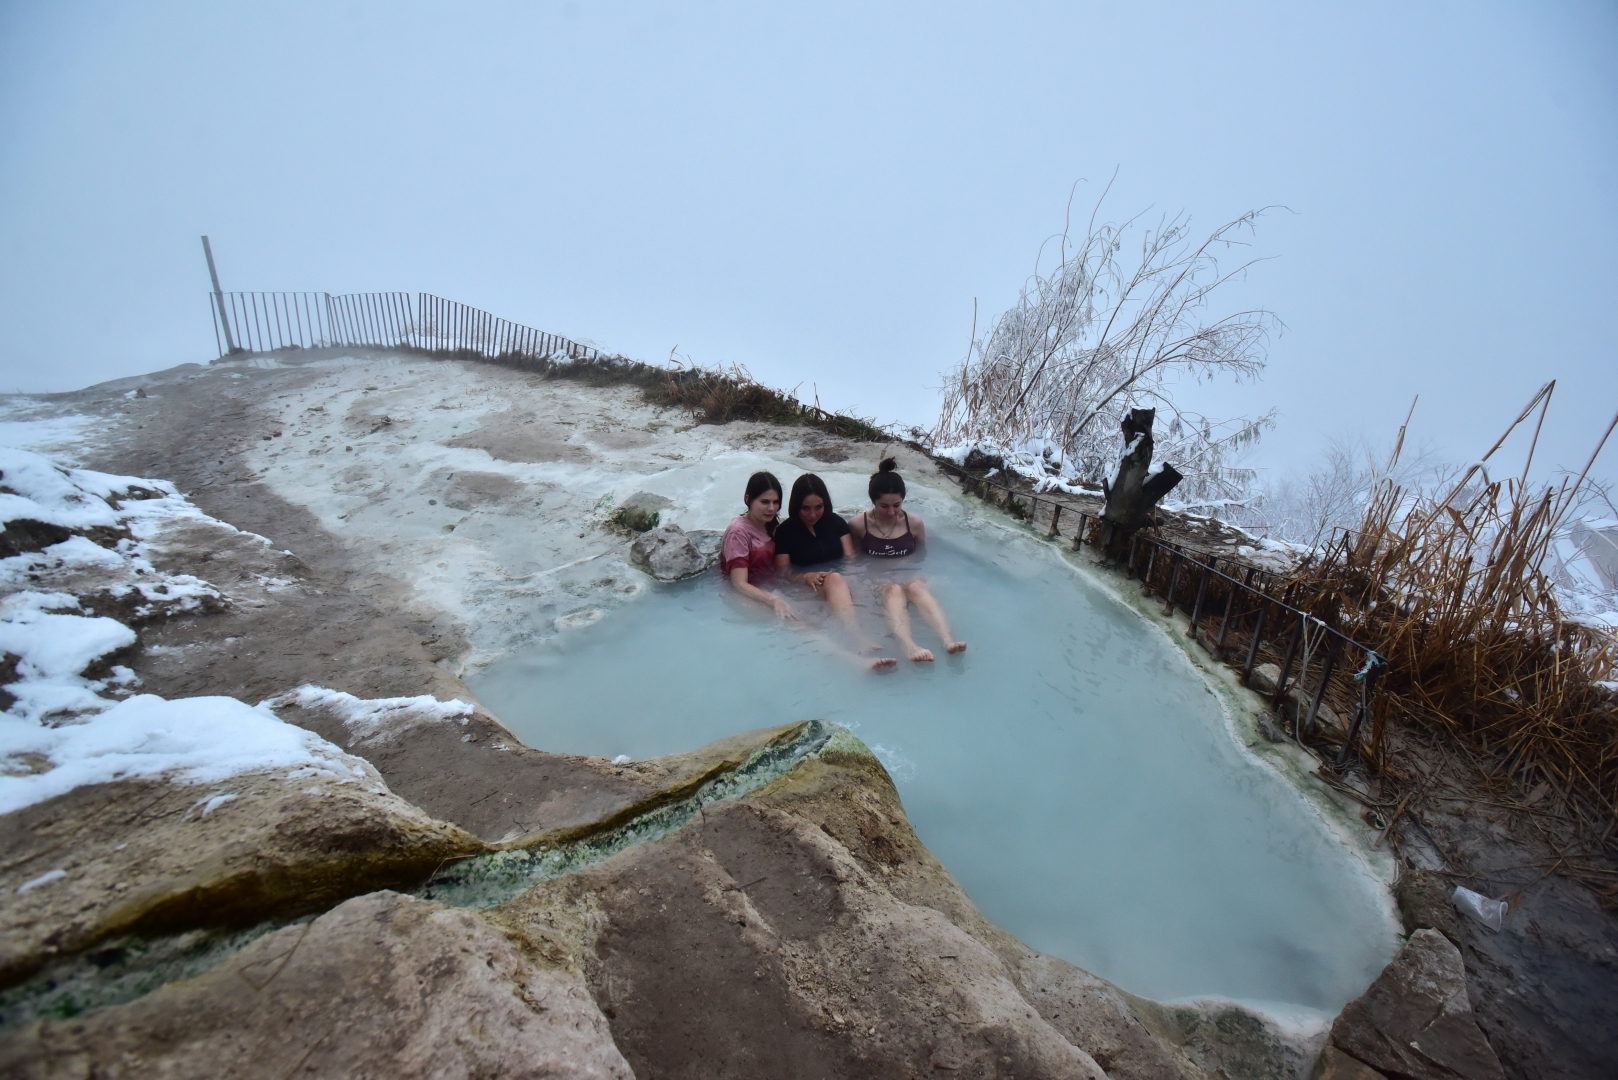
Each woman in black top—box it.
[774,473,895,669]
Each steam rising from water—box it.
[472,517,1399,1013]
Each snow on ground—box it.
[0,396,97,459]
[268,684,475,746]
[0,692,381,816]
[0,441,415,815]
[230,354,945,671]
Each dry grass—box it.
[414,347,886,442]
[1286,392,1618,835]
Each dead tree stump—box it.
[1100,408,1182,556]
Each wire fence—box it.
[209,291,598,362]
[935,459,1387,773]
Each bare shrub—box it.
[1242,431,1454,546]
[933,183,1278,509]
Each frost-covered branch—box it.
[933,191,1280,502]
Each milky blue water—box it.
[470,516,1396,1014]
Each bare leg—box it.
[904,578,966,654]
[820,573,894,668]
[883,581,933,662]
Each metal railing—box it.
[209,292,598,362]
[935,459,1386,771]
[415,294,597,360]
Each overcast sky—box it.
[2,1,1614,486]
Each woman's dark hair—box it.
[868,457,906,502]
[744,471,783,535]
[788,473,833,524]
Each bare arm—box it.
[909,513,927,546]
[730,566,795,618]
[840,534,856,558]
[848,512,867,539]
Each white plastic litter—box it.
[1451,885,1507,931]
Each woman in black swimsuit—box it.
[773,473,896,669]
[849,458,966,662]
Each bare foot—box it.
[871,657,898,670]
[909,647,935,662]
[946,640,967,654]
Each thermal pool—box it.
[472,476,1399,1018]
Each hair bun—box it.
[877,457,898,473]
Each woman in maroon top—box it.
[722,472,793,618]
[850,458,966,662]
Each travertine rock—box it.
[1316,1044,1388,1079]
[0,891,632,1079]
[493,796,1109,1080]
[0,766,484,987]
[1329,929,1504,1080]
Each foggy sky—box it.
[2,1,1614,486]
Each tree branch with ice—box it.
[932,185,1279,513]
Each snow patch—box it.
[0,591,138,722]
[192,791,239,817]
[16,868,66,894]
[270,684,474,744]
[0,693,371,816]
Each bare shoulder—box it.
[849,511,868,536]
[907,512,927,539]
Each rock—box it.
[276,677,812,848]
[491,796,1108,1080]
[1329,928,1505,1080]
[1125,995,1327,1080]
[0,890,633,1079]
[619,490,674,514]
[1250,662,1283,695]
[0,764,485,987]
[610,492,668,532]
[1014,953,1200,1079]
[1316,1044,1388,1079]
[628,523,708,581]
[685,527,723,560]
[1257,710,1289,743]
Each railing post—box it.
[1214,575,1239,654]
[1335,660,1380,768]
[1188,561,1211,637]
[1126,532,1139,578]
[1140,542,1158,593]
[1048,503,1063,539]
[1302,636,1342,736]
[1074,513,1088,550]
[1269,615,1305,713]
[1241,601,1268,685]
[1163,552,1183,615]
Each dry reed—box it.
[1289,388,1618,828]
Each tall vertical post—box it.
[201,236,238,355]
